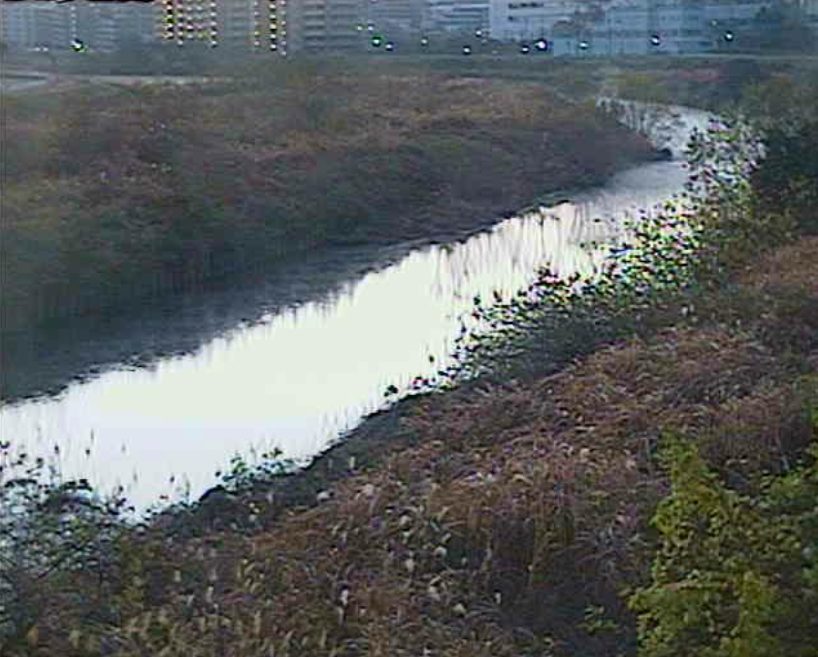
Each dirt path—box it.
[1,69,223,95]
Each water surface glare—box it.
[0,109,708,509]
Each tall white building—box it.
[0,0,292,56]
[490,0,776,55]
[289,0,366,51]
[1,2,43,50]
[158,0,291,53]
[795,0,818,15]
[590,1,710,55]
[425,0,490,33]
[159,0,369,54]
[489,0,579,42]
[367,0,426,35]
[1,1,155,53]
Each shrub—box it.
[0,74,653,335]
[741,75,818,235]
[630,430,818,657]
[751,119,818,235]
[0,444,130,653]
[435,115,776,386]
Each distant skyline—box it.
[489,0,815,53]
[2,0,814,54]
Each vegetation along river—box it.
[0,105,711,511]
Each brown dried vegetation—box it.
[13,230,815,656]
[1,72,652,334]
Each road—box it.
[1,69,222,94]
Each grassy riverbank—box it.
[3,222,816,657]
[1,64,654,336]
[2,63,817,656]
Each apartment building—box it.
[1,1,155,53]
[288,0,365,51]
[795,0,818,15]
[589,1,715,55]
[1,2,48,50]
[159,0,372,53]
[489,0,578,42]
[490,0,777,55]
[786,0,818,33]
[367,0,426,35]
[158,0,290,53]
[362,0,491,36]
[424,0,490,33]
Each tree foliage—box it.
[630,432,818,657]
[742,76,818,235]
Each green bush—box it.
[437,115,781,386]
[751,120,818,236]
[0,445,131,653]
[741,76,818,235]
[630,430,818,657]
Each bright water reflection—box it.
[0,109,710,509]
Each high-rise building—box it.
[489,0,579,42]
[1,2,45,50]
[792,0,818,32]
[159,0,290,53]
[424,0,490,33]
[288,0,366,51]
[587,0,710,55]
[1,1,155,53]
[159,0,372,54]
[794,0,818,15]
[366,0,425,35]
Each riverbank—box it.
[2,63,816,656]
[0,171,637,404]
[4,230,815,656]
[5,114,818,655]
[5,55,808,402]
[1,66,655,340]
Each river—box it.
[0,105,712,510]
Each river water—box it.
[0,105,712,510]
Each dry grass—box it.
[739,236,818,296]
[15,238,812,656]
[1,72,652,335]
